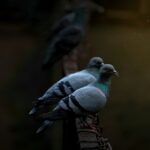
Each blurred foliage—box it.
[1,0,150,150]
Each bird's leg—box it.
[78,114,98,130]
[78,115,92,129]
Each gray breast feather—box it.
[72,86,106,113]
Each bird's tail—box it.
[28,96,48,116]
[41,43,67,70]
[38,96,59,105]
[39,106,74,121]
[41,46,58,70]
[36,107,74,133]
[36,108,67,134]
[28,99,43,116]
[36,120,54,134]
[42,54,63,70]
[29,107,37,116]
[29,97,59,116]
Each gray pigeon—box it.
[42,3,89,70]
[29,57,104,116]
[36,64,118,133]
[45,10,75,43]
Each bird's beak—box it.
[113,70,119,77]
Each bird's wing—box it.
[56,26,83,52]
[56,87,94,115]
[36,106,75,133]
[39,106,74,121]
[67,71,96,90]
[42,26,83,69]
[46,13,75,42]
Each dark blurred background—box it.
[1,0,150,150]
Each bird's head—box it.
[87,57,104,69]
[100,64,118,80]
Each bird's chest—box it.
[76,87,107,113]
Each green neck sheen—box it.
[95,81,111,96]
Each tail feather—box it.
[38,96,44,101]
[39,108,74,121]
[38,96,59,105]
[42,44,69,70]
[29,107,37,116]
[28,97,59,116]
[41,48,59,70]
[28,100,41,116]
[42,54,62,70]
[36,120,54,134]
[36,108,75,133]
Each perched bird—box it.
[29,57,104,116]
[45,8,75,43]
[36,64,118,133]
[42,3,89,70]
[45,1,105,43]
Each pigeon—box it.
[43,2,104,44]
[42,3,89,70]
[29,57,104,116]
[45,10,75,43]
[36,64,118,133]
